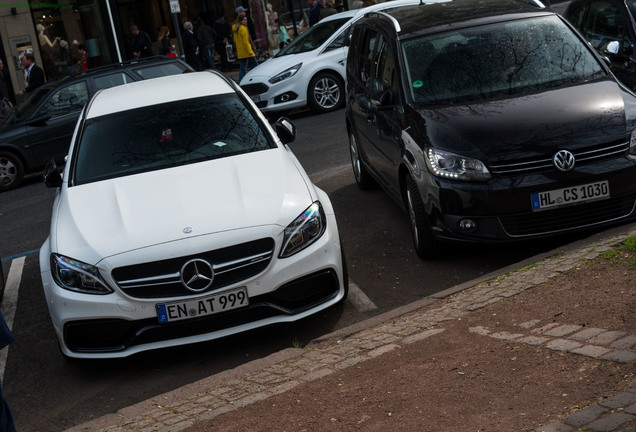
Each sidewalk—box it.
[66,224,636,432]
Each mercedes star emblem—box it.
[180,258,214,292]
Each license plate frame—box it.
[531,180,610,211]
[156,286,249,323]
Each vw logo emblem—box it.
[180,259,214,292]
[553,150,576,172]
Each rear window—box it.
[72,94,274,185]
[132,62,189,79]
[402,15,606,105]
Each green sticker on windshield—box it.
[413,80,423,88]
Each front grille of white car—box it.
[111,238,275,299]
[241,83,269,96]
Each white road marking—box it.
[1,256,25,380]
[348,281,377,312]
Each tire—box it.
[405,175,439,260]
[307,72,344,113]
[0,151,24,192]
[348,129,375,189]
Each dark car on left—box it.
[0,56,192,191]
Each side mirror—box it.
[27,114,51,127]
[43,159,63,188]
[606,40,620,55]
[371,90,393,111]
[274,116,296,144]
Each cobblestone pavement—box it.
[65,226,636,432]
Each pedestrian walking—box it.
[19,53,45,96]
[197,16,217,69]
[213,13,233,72]
[276,18,290,49]
[233,14,258,82]
[182,21,204,71]
[130,25,153,59]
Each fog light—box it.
[458,218,478,232]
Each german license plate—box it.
[156,287,248,323]
[531,180,610,211]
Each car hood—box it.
[411,79,636,162]
[51,148,313,262]
[241,51,317,85]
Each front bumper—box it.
[39,215,345,359]
[416,156,636,243]
[241,77,307,113]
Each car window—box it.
[132,62,189,79]
[72,94,275,185]
[324,27,349,53]
[564,0,589,29]
[92,72,136,91]
[39,81,89,118]
[275,17,350,56]
[583,0,631,50]
[402,15,606,105]
[3,87,51,124]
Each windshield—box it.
[72,94,275,185]
[3,87,51,125]
[402,15,606,105]
[276,17,349,56]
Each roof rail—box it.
[63,55,184,80]
[364,11,402,32]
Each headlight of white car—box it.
[425,148,492,181]
[269,63,303,84]
[280,201,326,258]
[51,254,113,295]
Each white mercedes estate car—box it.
[39,71,347,359]
[240,0,420,114]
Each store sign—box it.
[169,0,180,14]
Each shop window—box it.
[31,0,116,80]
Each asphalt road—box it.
[0,107,595,431]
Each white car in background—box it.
[39,71,347,359]
[240,0,420,114]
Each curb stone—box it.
[65,227,636,432]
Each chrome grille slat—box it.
[489,141,629,175]
[111,238,275,299]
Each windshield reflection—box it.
[402,16,606,105]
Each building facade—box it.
[0,0,329,100]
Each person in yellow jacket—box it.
[233,15,259,82]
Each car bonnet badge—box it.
[553,150,576,172]
[180,259,214,292]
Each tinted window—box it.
[73,94,275,185]
[132,62,189,79]
[275,18,349,55]
[93,72,136,91]
[583,0,631,50]
[4,87,51,124]
[40,81,89,118]
[565,0,588,29]
[402,16,606,105]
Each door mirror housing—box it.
[274,117,296,144]
[43,159,63,188]
[606,40,621,55]
[26,114,51,127]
